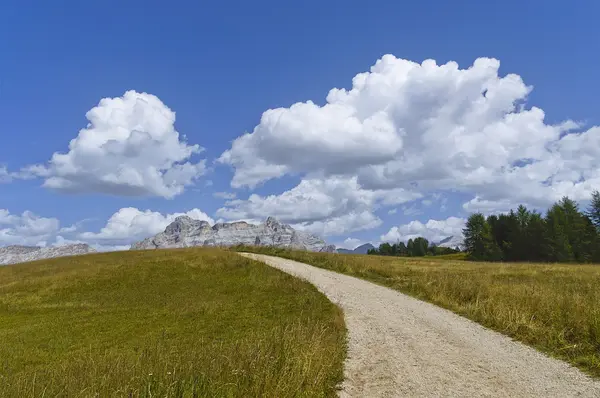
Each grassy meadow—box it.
[0,248,346,397]
[235,246,600,377]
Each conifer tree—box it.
[587,190,600,232]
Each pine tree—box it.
[378,242,393,256]
[545,201,574,262]
[412,237,429,256]
[511,205,532,261]
[464,196,596,263]
[525,212,546,262]
[464,213,500,260]
[557,197,593,262]
[407,239,414,256]
[587,190,600,232]
[397,241,408,255]
[502,211,520,261]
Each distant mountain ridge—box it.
[436,235,464,249]
[131,216,335,252]
[0,244,96,266]
[337,243,375,254]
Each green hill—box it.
[0,248,345,397]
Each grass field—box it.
[0,248,346,397]
[234,246,600,378]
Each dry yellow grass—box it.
[235,246,600,378]
[0,248,346,397]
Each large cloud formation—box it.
[26,91,206,198]
[220,55,600,215]
[217,176,420,236]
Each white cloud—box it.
[216,176,418,236]
[462,196,516,215]
[381,216,466,244]
[388,208,397,215]
[24,91,206,198]
[219,99,402,188]
[213,191,237,199]
[220,54,600,212]
[217,177,372,223]
[0,210,60,246]
[293,211,382,237]
[80,207,215,246]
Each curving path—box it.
[241,253,600,398]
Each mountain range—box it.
[0,218,464,266]
[337,243,375,254]
[131,216,335,252]
[0,244,96,266]
[436,235,464,249]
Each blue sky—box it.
[1,0,599,250]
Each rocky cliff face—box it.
[0,244,96,266]
[131,216,335,252]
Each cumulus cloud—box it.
[24,91,206,198]
[218,100,402,188]
[293,211,382,237]
[80,207,215,246]
[216,176,419,236]
[0,209,60,246]
[462,196,516,215]
[220,55,600,211]
[381,216,466,244]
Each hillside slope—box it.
[0,248,345,397]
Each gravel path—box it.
[241,253,600,398]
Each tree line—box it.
[463,191,600,262]
[367,237,461,257]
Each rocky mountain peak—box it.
[165,216,193,233]
[131,216,334,252]
[0,244,96,266]
[165,216,211,235]
[265,216,281,228]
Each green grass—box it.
[0,248,346,397]
[234,246,600,378]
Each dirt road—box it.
[241,253,600,397]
